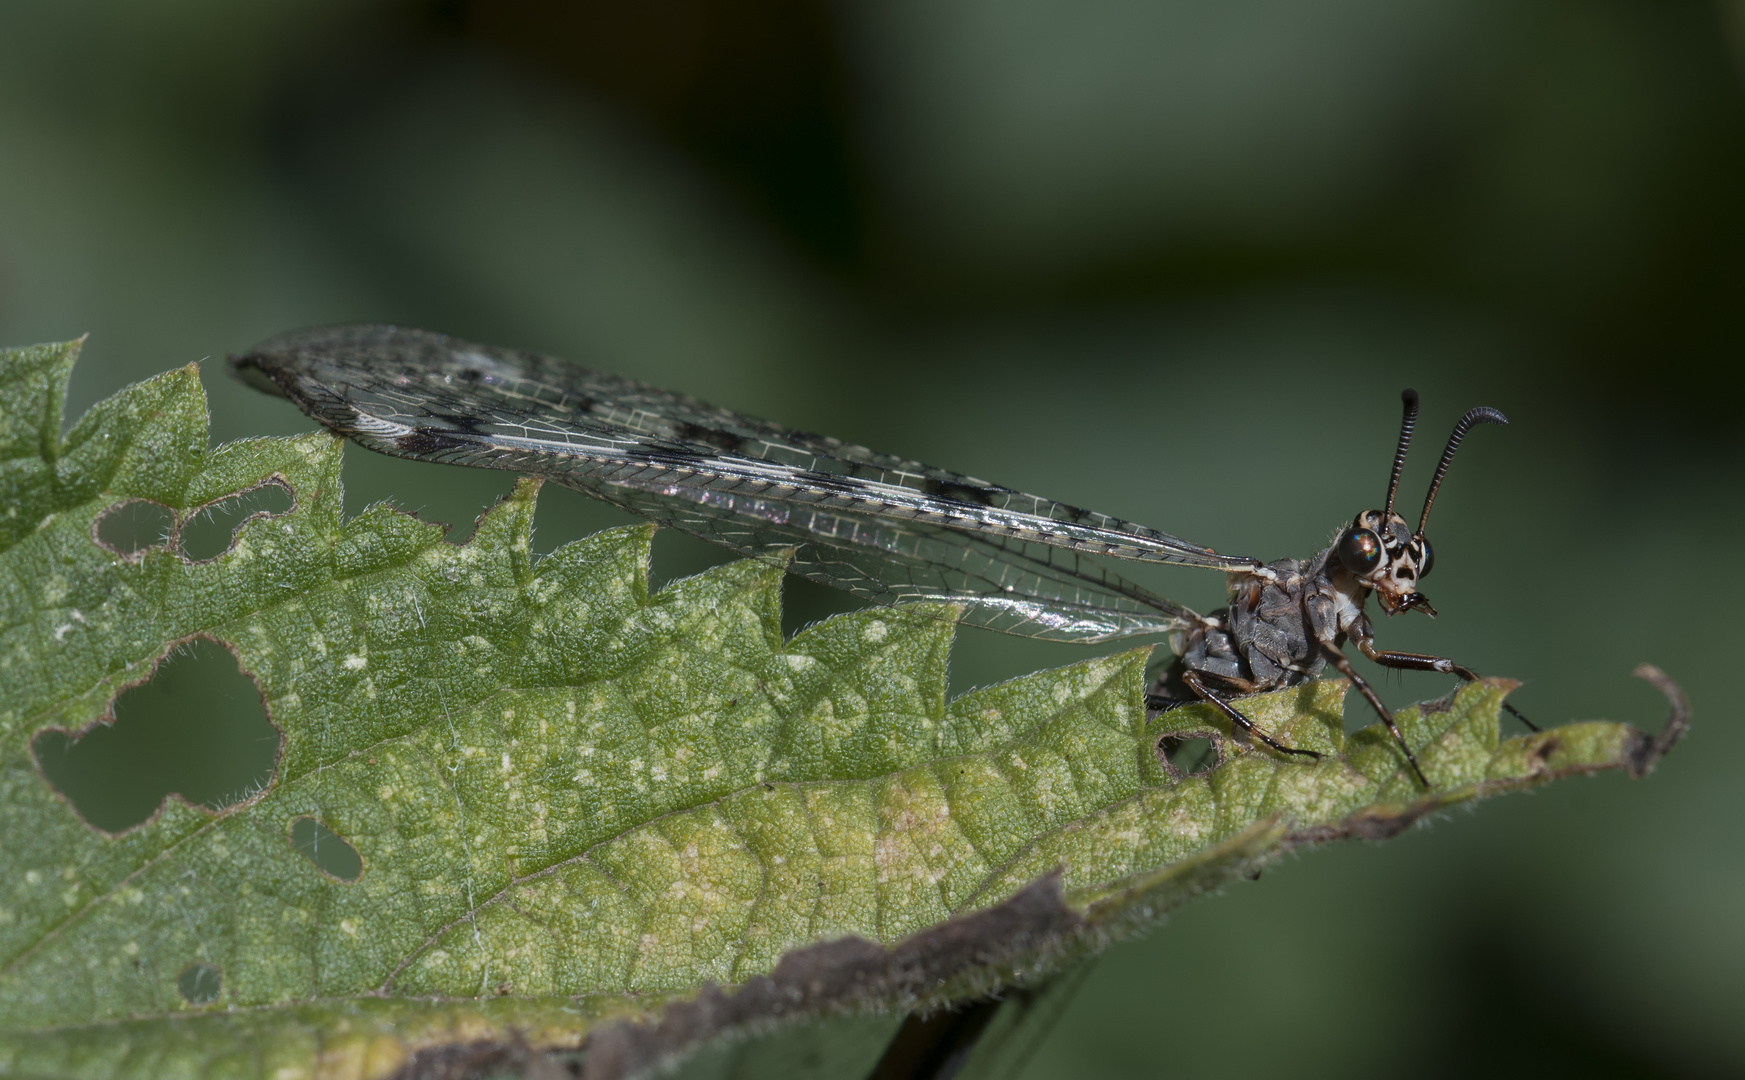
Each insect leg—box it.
[1145,671,1259,711]
[1181,670,1320,762]
[1320,647,1431,788]
[1500,703,1540,731]
[1353,643,1477,680]
[1354,643,1540,732]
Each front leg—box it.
[1353,640,1539,732]
[1354,640,1477,680]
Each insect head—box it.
[1337,389,1507,617]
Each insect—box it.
[232,324,1518,786]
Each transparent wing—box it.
[232,325,1255,643]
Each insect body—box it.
[1148,393,1517,785]
[232,325,1514,787]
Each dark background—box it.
[3,1,1742,1075]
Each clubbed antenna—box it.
[1418,406,1508,534]
[1384,389,1420,517]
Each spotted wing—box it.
[232,325,1254,642]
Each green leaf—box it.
[0,340,1685,1080]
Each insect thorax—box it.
[1181,553,1349,692]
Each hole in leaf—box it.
[290,817,363,882]
[177,961,222,1004]
[32,637,280,833]
[178,480,294,560]
[93,499,175,557]
[1158,733,1220,778]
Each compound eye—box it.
[1418,536,1434,579]
[1338,528,1384,574]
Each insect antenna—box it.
[1384,389,1420,517]
[1418,406,1508,534]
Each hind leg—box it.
[1177,670,1320,762]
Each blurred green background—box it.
[4,0,1743,1075]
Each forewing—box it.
[231,325,1238,642]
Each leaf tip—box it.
[1627,664,1691,778]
